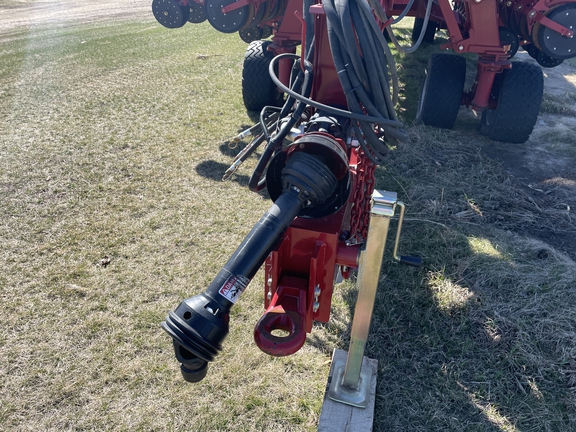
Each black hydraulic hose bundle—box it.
[247,0,408,187]
[322,0,408,164]
[370,0,435,53]
[267,55,402,128]
[245,0,318,193]
[248,42,316,192]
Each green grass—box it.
[2,10,576,432]
[1,19,327,431]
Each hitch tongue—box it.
[253,278,307,356]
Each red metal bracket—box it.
[309,4,325,15]
[221,0,251,14]
[470,59,512,111]
[531,11,574,37]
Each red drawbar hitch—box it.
[254,277,308,356]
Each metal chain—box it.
[348,147,376,244]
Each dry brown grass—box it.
[2,7,576,432]
[371,123,576,430]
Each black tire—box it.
[412,17,437,43]
[480,62,543,143]
[242,40,280,111]
[416,53,466,129]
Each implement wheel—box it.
[206,0,251,33]
[416,53,466,129]
[480,62,543,143]
[242,40,280,111]
[412,17,437,43]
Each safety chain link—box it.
[348,147,376,245]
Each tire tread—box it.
[481,62,543,143]
[416,53,466,129]
[242,40,277,111]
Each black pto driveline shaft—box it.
[162,151,338,382]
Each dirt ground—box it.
[3,0,576,257]
[482,55,576,182]
[474,54,576,257]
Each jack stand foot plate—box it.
[328,359,373,408]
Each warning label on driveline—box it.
[218,275,250,304]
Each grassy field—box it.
[2,9,576,432]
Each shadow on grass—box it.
[370,233,574,431]
[217,141,263,161]
[246,110,261,124]
[196,128,264,187]
[195,160,250,186]
[306,115,576,430]
[306,215,575,430]
[195,158,271,201]
[365,114,576,428]
[195,130,269,197]
[218,141,241,158]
